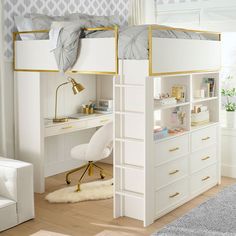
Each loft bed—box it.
[14,25,222,227]
[13,25,221,76]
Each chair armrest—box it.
[0,158,35,223]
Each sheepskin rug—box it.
[45,179,113,203]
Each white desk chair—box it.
[66,122,113,191]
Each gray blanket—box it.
[53,24,208,72]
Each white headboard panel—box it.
[3,0,129,59]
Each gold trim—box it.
[201,156,210,161]
[169,170,180,175]
[13,27,119,75]
[13,25,221,76]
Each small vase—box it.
[226,111,236,128]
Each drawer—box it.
[191,146,217,174]
[191,164,217,195]
[155,135,189,165]
[191,126,217,152]
[155,178,188,214]
[45,120,87,137]
[86,116,112,128]
[155,156,188,190]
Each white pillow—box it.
[14,16,36,40]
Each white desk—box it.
[45,113,112,137]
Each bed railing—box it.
[13,25,221,76]
[13,26,119,75]
[148,25,221,76]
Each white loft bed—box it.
[14,25,221,227]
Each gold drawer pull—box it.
[169,147,179,152]
[202,136,210,141]
[202,176,210,181]
[169,170,180,175]
[100,119,110,123]
[61,126,74,130]
[169,192,180,198]
[201,156,210,161]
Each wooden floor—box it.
[2,163,236,236]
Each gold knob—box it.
[202,176,210,181]
[100,119,110,123]
[169,147,179,152]
[61,126,73,130]
[169,170,180,175]
[202,137,210,141]
[169,192,180,198]
[201,156,210,161]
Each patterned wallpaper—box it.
[156,0,209,4]
[3,0,129,59]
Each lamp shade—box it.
[71,79,85,94]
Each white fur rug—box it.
[45,179,113,203]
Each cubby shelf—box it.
[192,96,218,104]
[154,101,190,110]
[154,130,189,143]
[191,121,219,131]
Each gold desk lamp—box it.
[53,78,85,123]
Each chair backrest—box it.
[86,122,113,161]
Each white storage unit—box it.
[114,62,221,226]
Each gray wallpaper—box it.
[3,0,129,59]
[156,0,209,4]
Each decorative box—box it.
[191,111,210,126]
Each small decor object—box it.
[82,101,95,114]
[94,99,113,114]
[202,78,215,98]
[154,93,177,106]
[222,87,236,128]
[191,104,210,126]
[153,126,169,140]
[171,85,186,102]
[53,77,85,123]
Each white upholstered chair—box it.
[66,122,113,191]
[0,157,34,232]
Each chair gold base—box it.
[65,161,111,192]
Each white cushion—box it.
[0,196,17,232]
[0,157,34,227]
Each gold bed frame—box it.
[13,25,221,76]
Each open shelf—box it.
[154,130,189,143]
[192,96,218,104]
[191,121,219,131]
[154,101,190,110]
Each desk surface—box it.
[44,113,113,137]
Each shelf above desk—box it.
[44,113,112,138]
